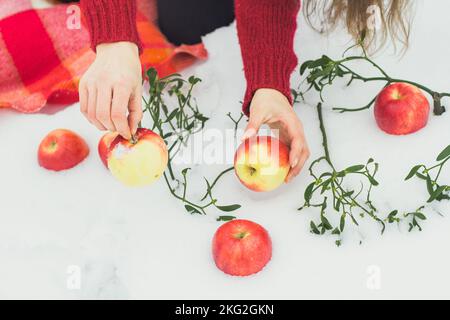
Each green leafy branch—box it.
[142,68,240,217]
[386,147,450,232]
[295,39,450,242]
[299,103,385,246]
[405,145,450,203]
[298,40,450,115]
[297,103,448,243]
[386,206,428,233]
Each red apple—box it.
[98,132,119,168]
[374,82,430,135]
[212,219,272,276]
[234,136,290,192]
[107,128,168,187]
[38,129,89,171]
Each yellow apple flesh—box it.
[107,128,168,187]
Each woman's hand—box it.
[79,42,143,140]
[243,88,310,182]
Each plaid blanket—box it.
[0,0,207,113]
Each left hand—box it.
[242,88,310,183]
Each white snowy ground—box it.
[1,0,450,300]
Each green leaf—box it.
[332,228,341,235]
[179,95,187,104]
[426,175,434,196]
[184,122,194,131]
[336,170,346,178]
[312,82,321,92]
[342,190,355,198]
[388,210,398,218]
[428,185,447,203]
[147,68,158,86]
[185,205,201,215]
[437,145,450,161]
[334,198,341,211]
[414,212,427,220]
[319,172,333,179]
[163,132,174,139]
[309,56,328,69]
[415,172,427,180]
[405,165,423,180]
[335,66,345,77]
[215,204,241,212]
[387,210,399,223]
[188,76,201,85]
[345,165,365,173]
[181,168,191,176]
[194,114,210,122]
[216,216,236,222]
[300,60,313,75]
[367,175,379,186]
[166,109,179,122]
[310,221,320,235]
[304,182,316,202]
[321,215,333,230]
[320,179,332,194]
[340,214,346,232]
[439,192,450,201]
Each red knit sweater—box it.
[80,0,300,115]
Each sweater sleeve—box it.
[80,0,142,52]
[235,0,300,116]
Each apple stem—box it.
[433,92,446,116]
[130,134,138,145]
[234,231,250,240]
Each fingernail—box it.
[242,128,256,141]
[291,158,299,168]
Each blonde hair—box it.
[303,0,412,52]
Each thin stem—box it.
[227,112,244,137]
[333,96,377,113]
[163,173,206,215]
[316,103,334,169]
[200,167,235,201]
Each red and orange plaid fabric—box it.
[0,0,207,113]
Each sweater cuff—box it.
[242,52,296,116]
[81,0,142,52]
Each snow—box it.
[1,0,450,299]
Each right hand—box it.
[243,88,310,183]
[79,42,143,140]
